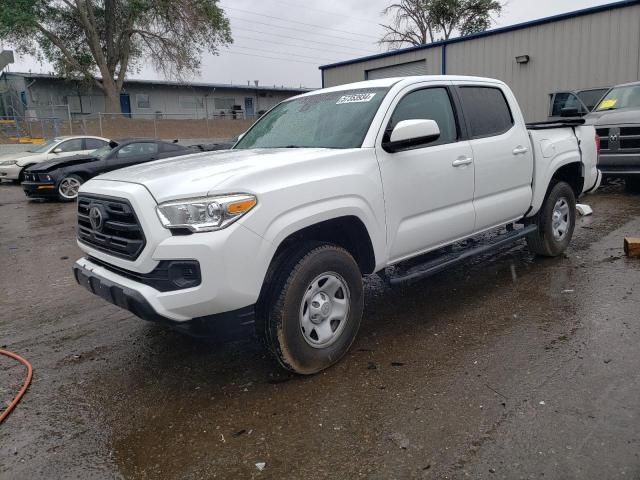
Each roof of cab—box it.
[293,75,506,99]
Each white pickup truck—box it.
[73,76,601,374]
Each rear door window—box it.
[85,138,108,150]
[458,86,514,138]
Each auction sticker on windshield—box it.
[336,93,377,104]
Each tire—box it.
[258,242,364,375]
[526,181,576,257]
[57,174,84,202]
[625,177,640,194]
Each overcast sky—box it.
[1,0,616,88]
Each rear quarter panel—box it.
[527,125,597,216]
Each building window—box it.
[136,94,151,109]
[214,97,235,110]
[180,95,204,109]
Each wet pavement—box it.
[1,181,639,479]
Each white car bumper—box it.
[0,164,22,181]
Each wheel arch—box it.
[528,160,584,217]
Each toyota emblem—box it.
[89,206,103,231]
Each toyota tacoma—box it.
[73,76,601,374]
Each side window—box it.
[117,142,159,158]
[162,143,184,152]
[386,87,458,147]
[85,138,107,150]
[550,92,586,117]
[458,86,514,138]
[57,138,84,152]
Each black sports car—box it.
[22,138,229,201]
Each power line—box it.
[229,45,336,63]
[223,6,381,40]
[232,26,377,54]
[234,34,368,58]
[227,15,379,45]
[256,0,382,25]
[223,50,323,66]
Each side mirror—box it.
[383,119,441,153]
[52,147,63,154]
[236,132,246,142]
[560,107,581,118]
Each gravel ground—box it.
[1,180,639,480]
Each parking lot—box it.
[1,181,639,479]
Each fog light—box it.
[168,261,201,289]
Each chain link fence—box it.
[75,113,256,141]
[0,112,257,143]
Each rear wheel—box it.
[526,181,576,257]
[258,242,364,375]
[57,174,84,202]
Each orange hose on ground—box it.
[0,349,33,424]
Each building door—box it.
[244,97,255,117]
[120,94,132,118]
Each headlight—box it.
[0,160,17,166]
[39,174,52,182]
[156,194,257,232]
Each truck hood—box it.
[30,154,96,172]
[96,148,353,203]
[586,107,640,126]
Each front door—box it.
[376,84,476,264]
[120,94,132,118]
[454,83,534,232]
[244,97,255,117]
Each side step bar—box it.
[387,224,538,286]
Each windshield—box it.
[92,145,113,159]
[596,85,640,111]
[234,87,390,149]
[577,88,608,111]
[27,139,59,153]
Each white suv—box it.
[0,136,109,182]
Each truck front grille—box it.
[77,194,146,260]
[597,126,640,153]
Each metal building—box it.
[319,0,640,121]
[0,72,310,120]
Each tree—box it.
[379,0,501,49]
[379,0,437,49]
[0,0,232,113]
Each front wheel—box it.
[57,174,84,202]
[258,243,364,375]
[526,181,576,257]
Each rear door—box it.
[376,82,476,263]
[454,82,534,232]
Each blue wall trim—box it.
[319,0,640,71]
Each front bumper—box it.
[599,153,640,176]
[22,181,58,198]
[0,164,21,181]
[73,259,256,339]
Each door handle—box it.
[452,156,473,167]
[513,146,529,155]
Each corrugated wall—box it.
[321,3,640,121]
[322,48,442,88]
[446,4,640,121]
